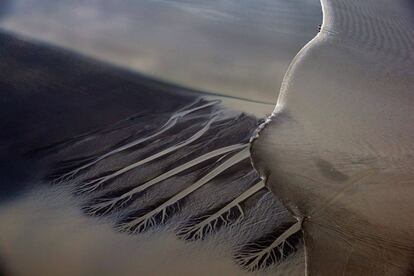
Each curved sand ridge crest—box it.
[252,0,414,275]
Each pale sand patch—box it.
[0,185,304,276]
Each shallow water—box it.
[0,0,321,103]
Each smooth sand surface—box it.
[252,0,414,275]
[0,0,321,104]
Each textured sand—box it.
[252,0,414,275]
[0,32,305,276]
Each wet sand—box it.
[0,185,304,276]
[0,32,304,276]
[0,0,324,274]
[252,0,414,275]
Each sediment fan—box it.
[40,98,302,271]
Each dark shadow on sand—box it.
[0,30,208,202]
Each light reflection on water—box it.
[0,0,321,103]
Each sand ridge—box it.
[252,0,414,275]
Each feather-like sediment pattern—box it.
[117,149,250,233]
[177,179,265,241]
[84,143,248,216]
[234,221,302,271]
[50,99,220,183]
[76,116,218,193]
[45,98,301,272]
